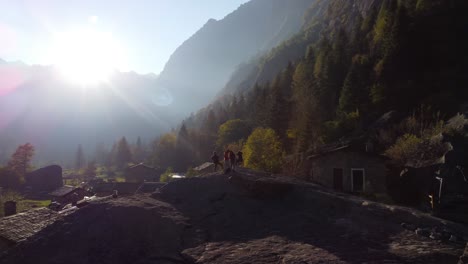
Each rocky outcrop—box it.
[460,243,468,264]
[1,168,466,264]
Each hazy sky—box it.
[0,0,249,74]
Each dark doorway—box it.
[352,169,364,192]
[333,168,343,191]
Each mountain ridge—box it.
[156,0,319,116]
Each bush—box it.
[384,134,423,166]
[0,168,22,189]
[217,119,252,148]
[160,167,174,183]
[185,167,199,178]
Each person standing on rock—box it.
[211,151,223,172]
[236,151,243,167]
[229,150,236,171]
[224,149,231,171]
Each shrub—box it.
[384,134,423,165]
[160,167,174,183]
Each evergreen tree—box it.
[108,142,118,167]
[94,143,109,165]
[175,123,192,171]
[338,55,372,113]
[133,136,146,163]
[203,109,218,135]
[267,78,289,141]
[116,137,132,168]
[150,133,177,169]
[75,144,85,170]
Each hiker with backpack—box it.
[211,151,223,172]
[229,150,236,171]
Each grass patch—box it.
[64,178,83,186]
[18,199,51,212]
[0,190,51,217]
[115,176,126,182]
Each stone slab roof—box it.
[194,162,213,171]
[127,163,156,170]
[0,207,74,244]
[49,185,78,197]
[93,182,142,195]
[136,182,167,193]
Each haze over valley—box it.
[0,0,317,166]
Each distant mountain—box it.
[0,61,170,165]
[156,0,318,116]
[0,0,322,166]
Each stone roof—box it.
[136,182,167,193]
[127,163,156,170]
[113,182,141,194]
[93,182,141,195]
[194,162,213,171]
[49,185,78,197]
[0,207,74,244]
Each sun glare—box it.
[51,29,126,85]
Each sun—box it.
[51,28,126,85]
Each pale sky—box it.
[0,0,249,74]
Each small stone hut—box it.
[49,185,86,205]
[306,141,388,194]
[125,163,161,182]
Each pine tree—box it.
[94,143,109,165]
[175,123,192,171]
[338,55,372,113]
[116,137,132,168]
[203,109,218,135]
[75,144,85,170]
[267,77,289,141]
[150,133,177,169]
[133,136,146,163]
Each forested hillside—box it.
[151,0,468,173]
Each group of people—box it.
[211,149,243,172]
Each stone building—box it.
[306,142,388,194]
[49,185,86,205]
[25,165,63,193]
[0,207,75,252]
[92,182,141,197]
[125,163,162,182]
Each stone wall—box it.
[309,151,387,194]
[125,166,160,183]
